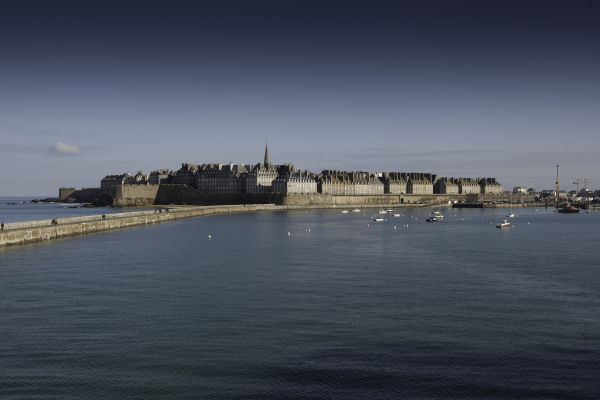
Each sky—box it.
[1,0,599,196]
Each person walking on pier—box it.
[1,222,4,231]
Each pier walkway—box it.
[0,204,276,248]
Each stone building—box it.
[172,163,199,185]
[133,171,148,184]
[480,177,504,194]
[318,172,354,194]
[353,172,384,194]
[318,170,383,195]
[457,178,480,194]
[246,144,279,193]
[272,164,317,194]
[148,169,172,185]
[197,163,249,194]
[101,173,133,191]
[405,173,435,194]
[434,177,460,194]
[380,172,407,194]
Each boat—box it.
[371,216,385,222]
[386,209,395,213]
[496,220,511,228]
[341,210,349,214]
[506,212,515,218]
[426,217,438,222]
[378,210,388,214]
[393,213,401,217]
[351,209,361,213]
[554,166,579,214]
[432,211,444,219]
[556,203,580,213]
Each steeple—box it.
[264,142,270,167]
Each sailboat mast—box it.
[555,164,560,205]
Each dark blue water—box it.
[1,207,599,399]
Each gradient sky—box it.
[1,0,599,196]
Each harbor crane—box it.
[573,178,598,192]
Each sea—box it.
[1,198,599,399]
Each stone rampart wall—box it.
[155,184,281,205]
[59,188,76,200]
[282,193,467,207]
[113,185,160,206]
[70,188,103,202]
[477,193,537,202]
[107,184,536,208]
[108,184,282,206]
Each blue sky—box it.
[1,0,599,196]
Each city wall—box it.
[110,185,470,207]
[109,184,282,206]
[107,185,536,207]
[112,184,160,206]
[155,184,281,206]
[281,193,467,207]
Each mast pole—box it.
[555,164,560,206]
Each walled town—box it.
[57,145,517,207]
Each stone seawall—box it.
[109,184,282,206]
[112,184,160,206]
[155,185,282,206]
[0,205,275,248]
[108,184,535,207]
[282,193,467,207]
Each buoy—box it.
[367,223,370,227]
[287,232,291,236]
[208,234,212,239]
[394,226,397,230]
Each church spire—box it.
[264,142,270,167]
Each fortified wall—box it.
[282,193,468,207]
[111,184,160,206]
[106,185,530,207]
[108,184,281,207]
[476,193,537,203]
[57,187,103,203]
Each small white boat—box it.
[432,211,444,219]
[393,213,401,217]
[386,209,395,213]
[352,209,361,213]
[378,210,388,214]
[426,217,438,222]
[372,216,385,222]
[496,220,511,228]
[341,210,349,214]
[507,212,515,218]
